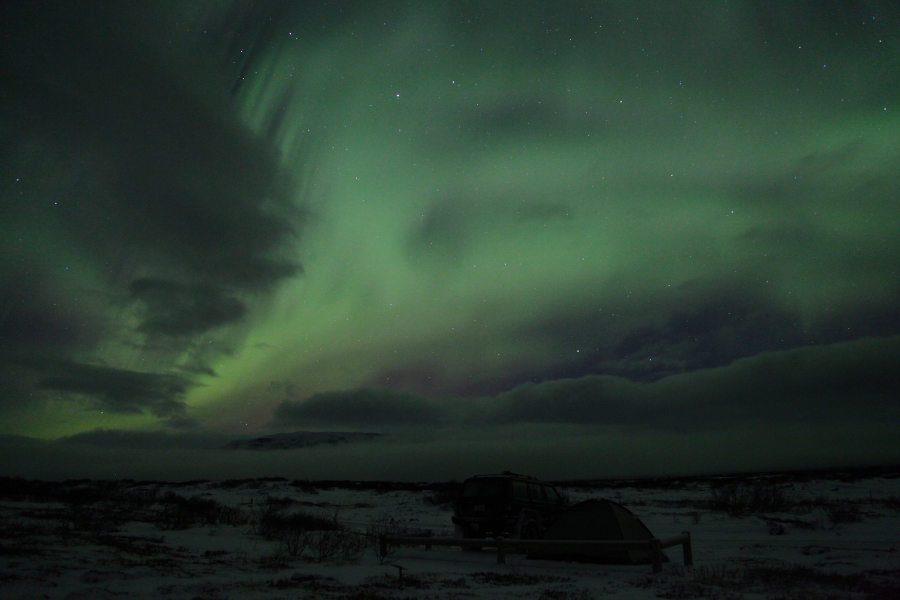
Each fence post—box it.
[681,532,693,567]
[650,538,662,573]
[425,530,432,551]
[496,537,505,564]
[379,535,387,559]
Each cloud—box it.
[12,355,193,421]
[3,0,899,446]
[129,278,248,336]
[406,189,574,268]
[593,279,803,381]
[500,269,900,389]
[274,388,446,428]
[0,1,304,425]
[58,428,224,449]
[497,336,900,428]
[406,196,470,262]
[272,336,900,432]
[3,421,899,481]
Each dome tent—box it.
[529,498,670,564]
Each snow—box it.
[1,470,898,599]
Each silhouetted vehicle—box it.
[451,472,567,543]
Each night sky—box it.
[1,1,899,480]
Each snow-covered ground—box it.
[1,468,898,599]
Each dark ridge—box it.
[550,464,900,490]
[288,479,462,493]
[2,464,896,501]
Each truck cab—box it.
[452,472,567,540]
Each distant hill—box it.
[223,431,381,450]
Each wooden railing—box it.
[380,531,692,573]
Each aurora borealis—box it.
[2,1,899,480]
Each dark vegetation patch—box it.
[420,488,459,508]
[435,577,470,588]
[764,515,820,530]
[155,492,224,529]
[705,483,885,525]
[290,479,462,494]
[209,477,287,489]
[365,573,429,589]
[265,573,423,600]
[655,498,700,508]
[267,574,338,589]
[652,562,900,600]
[364,573,470,592]
[92,533,169,556]
[0,540,43,557]
[552,464,900,491]
[793,493,870,519]
[253,497,367,564]
[707,483,794,516]
[0,477,252,531]
[340,592,417,600]
[539,588,594,600]
[255,497,342,537]
[471,572,570,586]
[881,495,900,510]
[821,499,865,524]
[366,511,415,564]
[1,465,894,502]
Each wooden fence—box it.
[380,531,692,573]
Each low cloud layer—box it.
[58,428,228,450]
[274,336,900,431]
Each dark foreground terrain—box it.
[2,466,899,599]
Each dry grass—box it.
[706,482,885,528]
[654,561,900,600]
[470,572,570,586]
[251,498,366,564]
[366,510,412,564]
[707,483,794,516]
[420,488,459,509]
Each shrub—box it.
[656,561,894,600]
[879,495,900,510]
[251,500,363,564]
[290,480,321,495]
[823,500,863,525]
[707,483,793,516]
[366,511,409,564]
[471,573,569,586]
[797,495,865,526]
[420,489,458,508]
[0,477,59,501]
[279,529,311,558]
[154,492,221,529]
[257,543,290,569]
[254,501,340,539]
[306,529,366,563]
[214,504,250,527]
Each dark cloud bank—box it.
[276,336,900,431]
[0,1,303,421]
[4,335,895,482]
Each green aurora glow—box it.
[1,1,899,478]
